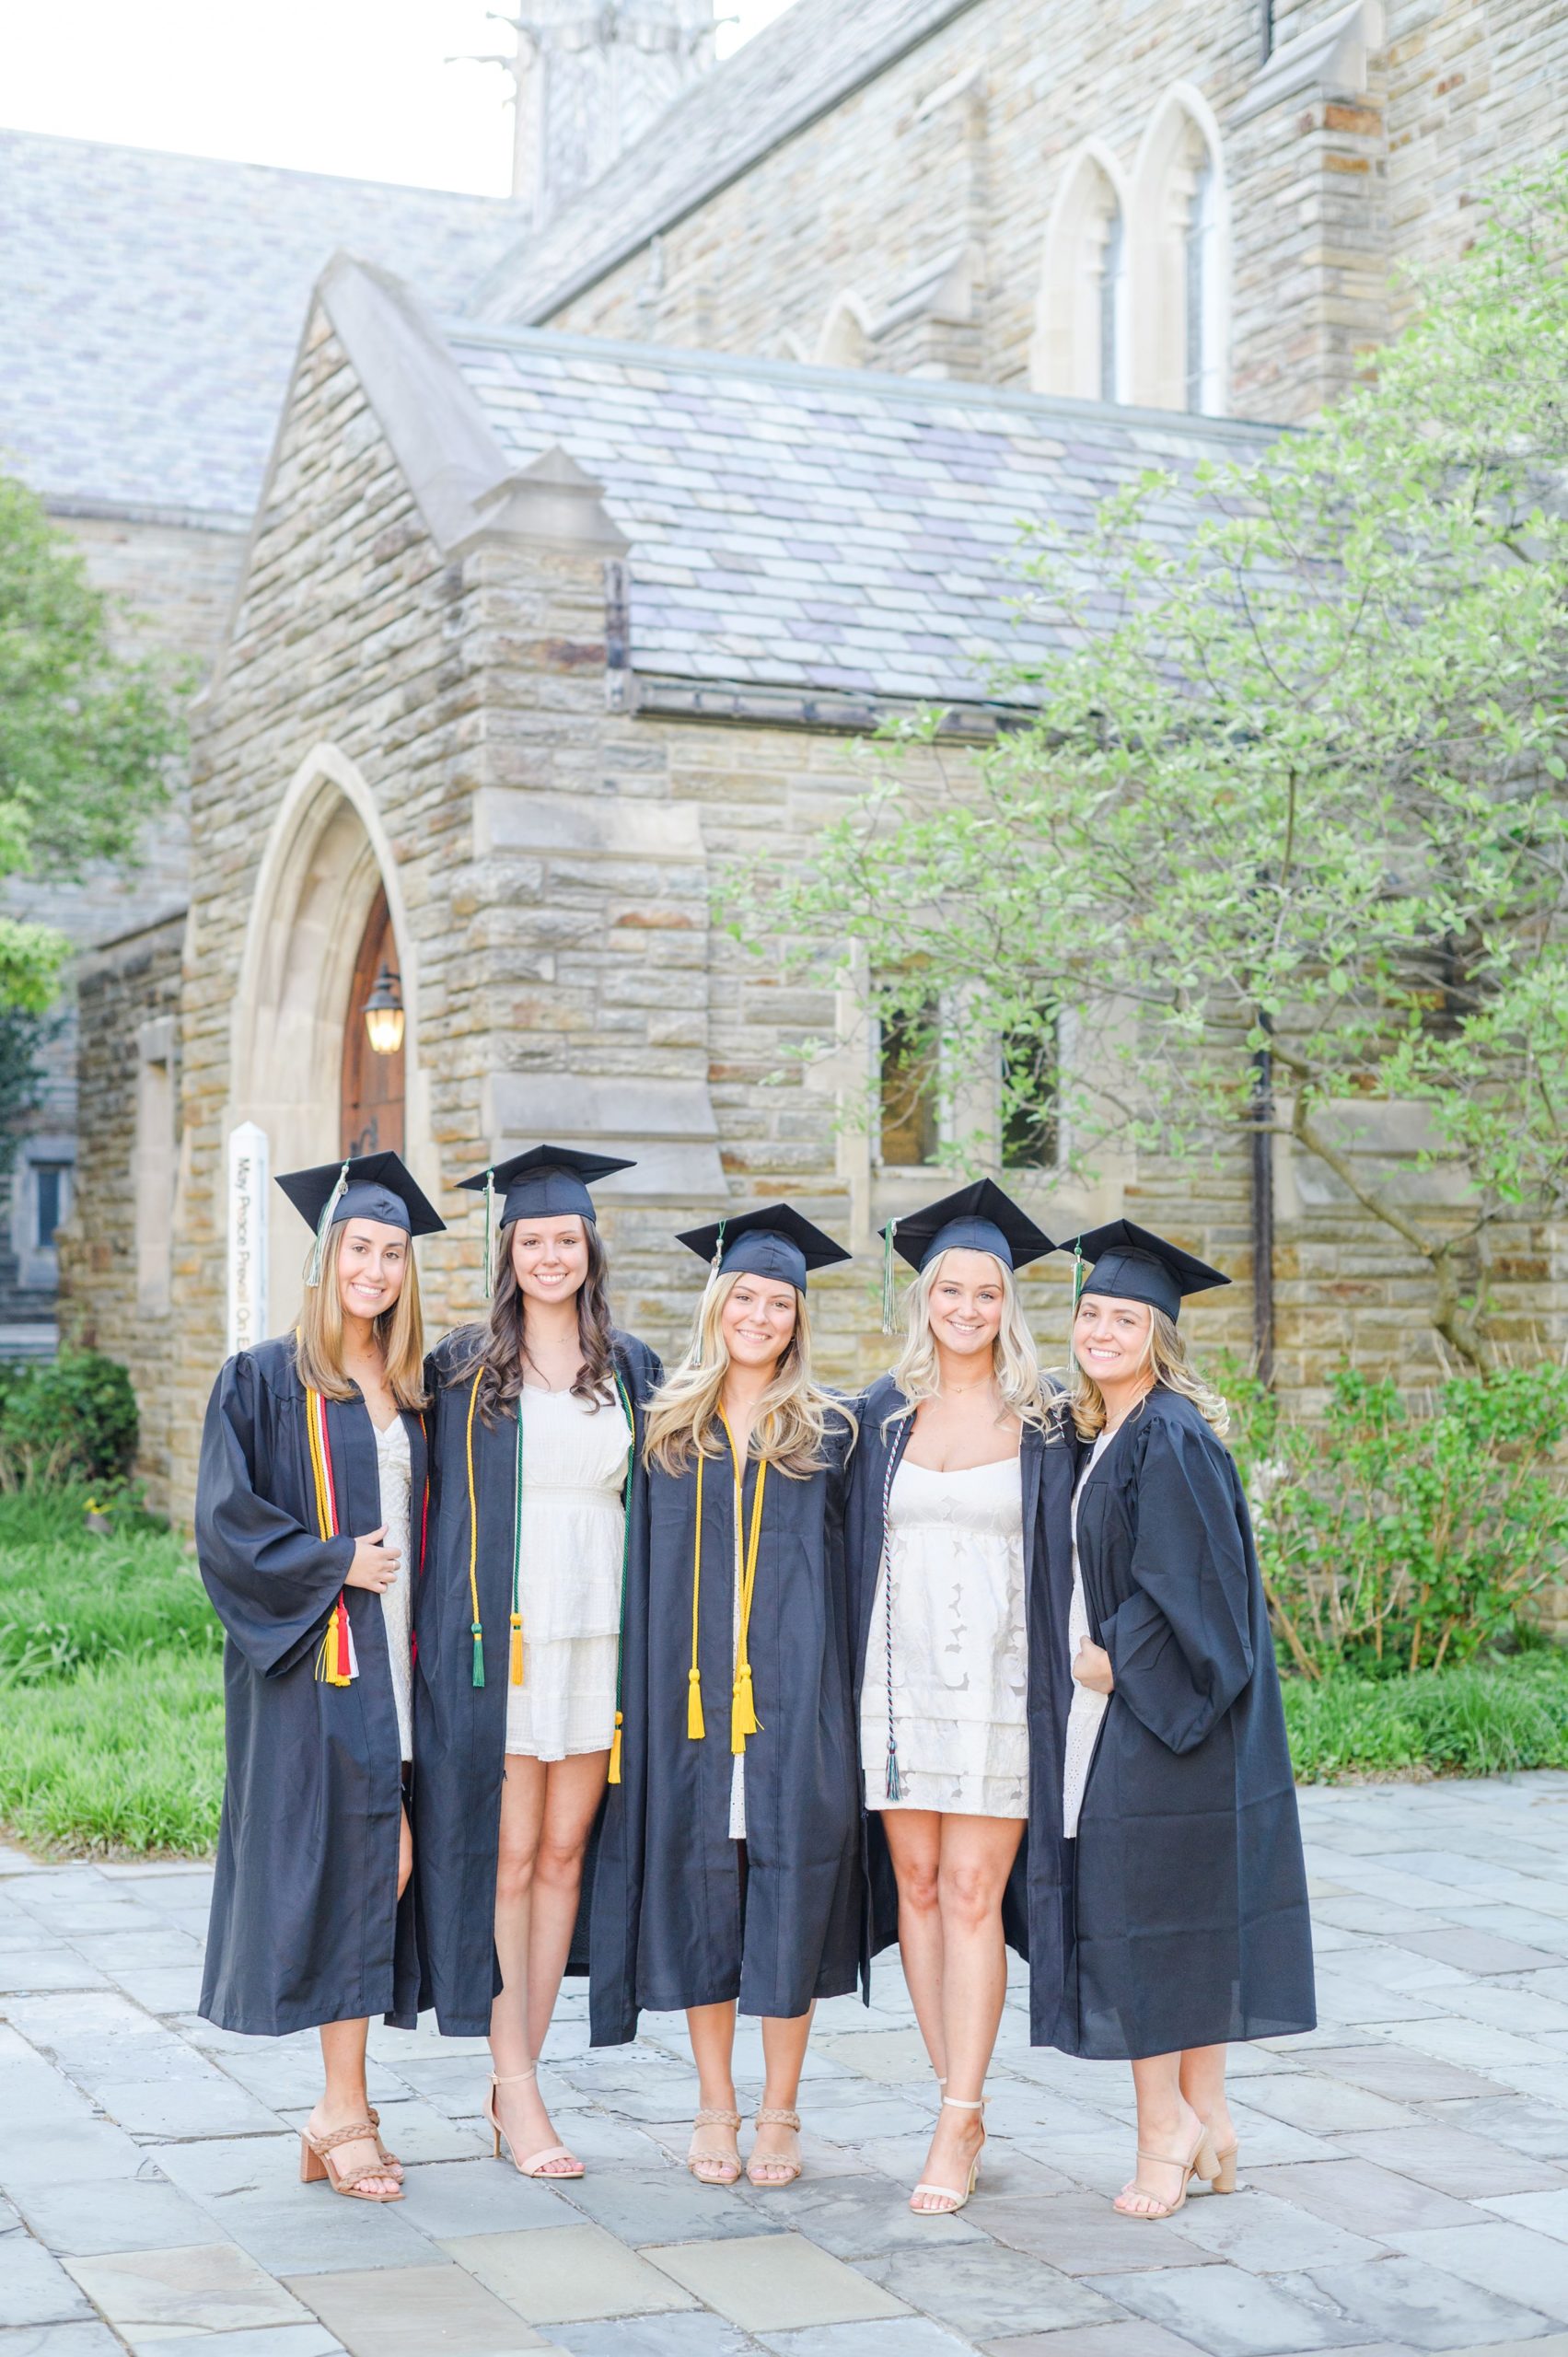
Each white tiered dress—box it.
[504,1384,633,1762]
[860,1453,1028,1818]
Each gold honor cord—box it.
[303,1378,354,1685]
[687,1418,769,1747]
[721,1413,766,1755]
[464,1370,485,1687]
[607,1368,635,1786]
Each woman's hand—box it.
[1074,1637,1114,1696]
[346,1525,399,1592]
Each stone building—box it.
[6,0,1564,1506]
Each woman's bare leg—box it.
[1179,2043,1235,2161]
[910,1813,1023,2214]
[305,1801,411,2195]
[881,1810,947,2078]
[1114,2051,1207,2217]
[750,2005,814,2181]
[489,1755,577,2173]
[523,1750,609,2061]
[686,1999,741,2181]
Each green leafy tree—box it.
[733,161,1568,1368]
[0,472,186,1012]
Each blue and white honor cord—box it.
[880,1441,902,1803]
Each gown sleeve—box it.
[194,1354,357,1678]
[1097,1416,1254,1757]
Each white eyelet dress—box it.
[861,1454,1028,1819]
[504,1385,633,1762]
[374,1416,414,1765]
[1063,1429,1114,1837]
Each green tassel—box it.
[305,1162,350,1288]
[881,1217,898,1334]
[470,1622,485,1688]
[694,1217,726,1368]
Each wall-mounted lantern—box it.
[362,963,405,1057]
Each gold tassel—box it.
[730,1661,761,1753]
[687,1665,706,1740]
[608,1711,623,1785]
[509,1612,524,1687]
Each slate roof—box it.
[450,319,1280,707]
[0,128,518,517]
[472,0,980,327]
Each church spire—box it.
[489,4,717,226]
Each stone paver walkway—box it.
[10,1778,1568,2355]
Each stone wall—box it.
[538,0,1568,424]
[57,913,185,1510]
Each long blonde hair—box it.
[1068,1303,1229,1441]
[885,1249,1050,1432]
[293,1219,427,1411]
[644,1270,855,1476]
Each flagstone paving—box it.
[10,1775,1568,2354]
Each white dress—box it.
[504,1384,633,1762]
[374,1416,414,1765]
[1063,1429,1114,1838]
[861,1454,1028,1818]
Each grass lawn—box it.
[0,1486,223,1857]
[3,1484,1567,1857]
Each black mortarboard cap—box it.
[883,1178,1056,1275]
[276,1152,445,1240]
[676,1202,852,1294]
[1072,1218,1229,1322]
[457,1144,637,1226]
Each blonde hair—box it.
[1068,1302,1229,1441]
[294,1219,427,1411]
[644,1269,855,1477]
[885,1249,1050,1432]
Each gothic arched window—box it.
[1131,88,1230,414]
[1032,142,1132,403]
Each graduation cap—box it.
[276,1153,445,1287]
[877,1178,1056,1333]
[676,1202,852,1295]
[1071,1218,1230,1323]
[457,1144,636,1227]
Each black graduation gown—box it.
[412,1329,663,2040]
[1057,1386,1316,2060]
[845,1375,1080,2041]
[589,1410,862,2045]
[195,1335,426,2036]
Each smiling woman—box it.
[599,1204,860,2195]
[193,1150,445,2204]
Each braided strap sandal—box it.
[298,2119,404,2201]
[687,2105,743,2186]
[747,2107,803,2189]
[366,2105,403,2181]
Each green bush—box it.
[0,1352,139,1486]
[1228,1364,1568,1678]
[1285,1652,1568,1782]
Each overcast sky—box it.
[0,1,795,193]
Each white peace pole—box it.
[226,1122,269,1356]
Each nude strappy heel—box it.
[1113,2122,1217,2220]
[366,2106,403,2181]
[910,2095,985,2215]
[747,2107,803,2188]
[1207,2140,1238,2193]
[485,2066,585,2179]
[298,2119,404,2201]
[687,2105,743,2186]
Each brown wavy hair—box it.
[457,1217,618,1423]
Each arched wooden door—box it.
[340,887,405,1157]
